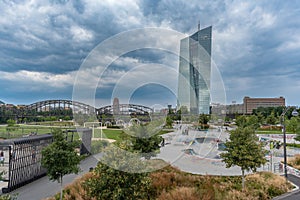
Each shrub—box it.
[45,165,292,200]
[157,187,199,200]
[90,140,109,154]
[287,154,300,169]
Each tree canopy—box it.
[287,116,300,135]
[41,129,81,200]
[235,115,260,130]
[84,146,151,200]
[220,127,267,189]
[126,123,163,160]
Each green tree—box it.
[41,129,81,200]
[266,112,277,125]
[287,117,300,134]
[179,106,188,115]
[246,115,260,130]
[235,115,260,130]
[130,125,163,159]
[199,114,210,124]
[84,146,151,200]
[165,115,173,128]
[220,127,267,189]
[235,115,247,128]
[6,119,19,137]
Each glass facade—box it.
[177,26,212,114]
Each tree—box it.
[266,111,277,125]
[235,115,247,128]
[287,117,300,134]
[198,114,210,129]
[179,106,188,115]
[220,127,267,189]
[130,125,163,159]
[165,115,173,128]
[235,115,260,130]
[6,119,19,137]
[41,129,81,200]
[84,146,151,200]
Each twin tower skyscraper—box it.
[177,25,212,115]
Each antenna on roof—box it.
[198,20,200,31]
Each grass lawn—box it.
[0,124,76,139]
[256,130,293,134]
[92,128,171,142]
[92,128,124,142]
[158,129,174,135]
[0,124,173,142]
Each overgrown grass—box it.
[287,154,300,170]
[46,164,292,200]
[150,166,292,200]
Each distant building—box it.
[226,104,244,115]
[243,96,285,114]
[5,104,15,109]
[17,105,27,109]
[112,98,120,115]
[211,96,286,117]
[177,25,212,114]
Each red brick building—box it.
[243,96,285,114]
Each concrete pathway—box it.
[273,174,300,200]
[8,155,99,200]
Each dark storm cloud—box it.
[0,0,300,105]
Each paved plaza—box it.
[157,124,299,176]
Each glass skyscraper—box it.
[177,26,212,114]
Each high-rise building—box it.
[177,25,212,114]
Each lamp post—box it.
[281,107,299,179]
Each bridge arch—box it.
[96,104,153,123]
[26,100,95,114]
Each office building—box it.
[243,96,285,114]
[177,25,212,114]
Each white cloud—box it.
[0,70,75,90]
[70,25,94,42]
[0,0,300,105]
[277,35,300,52]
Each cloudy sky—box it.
[0,0,300,108]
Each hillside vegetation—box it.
[45,164,292,200]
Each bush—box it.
[287,154,300,169]
[157,187,198,200]
[46,165,292,200]
[90,140,109,154]
[0,194,18,200]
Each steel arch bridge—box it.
[96,104,153,123]
[96,104,153,115]
[26,100,95,114]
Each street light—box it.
[281,107,299,179]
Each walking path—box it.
[8,155,99,200]
[274,174,300,200]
